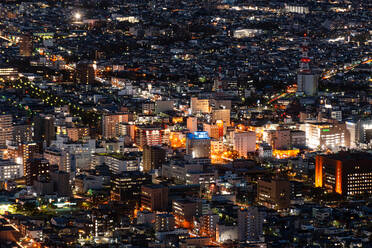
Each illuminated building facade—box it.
[187,117,198,133]
[135,126,168,148]
[0,159,23,181]
[305,123,350,150]
[0,114,12,146]
[66,127,89,142]
[20,142,40,176]
[190,97,210,114]
[203,123,220,140]
[233,131,256,158]
[102,113,132,139]
[142,145,166,172]
[12,124,33,144]
[25,158,50,186]
[315,152,372,196]
[0,67,18,79]
[155,213,175,232]
[172,198,198,228]
[186,131,211,159]
[212,109,230,127]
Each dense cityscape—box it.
[0,0,371,247]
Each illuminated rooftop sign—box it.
[187,131,210,140]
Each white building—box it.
[0,159,23,181]
[304,123,350,150]
[233,131,256,158]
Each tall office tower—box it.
[0,114,12,146]
[19,34,32,56]
[25,158,50,186]
[315,152,372,196]
[238,207,266,242]
[257,177,290,210]
[187,117,198,133]
[212,109,231,126]
[296,34,318,96]
[233,131,256,158]
[141,184,168,212]
[102,113,132,139]
[186,131,211,159]
[142,145,166,172]
[76,61,95,85]
[33,115,56,146]
[12,124,33,144]
[20,142,40,176]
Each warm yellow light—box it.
[74,12,82,20]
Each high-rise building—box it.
[315,152,372,196]
[0,114,12,146]
[187,117,198,133]
[172,198,198,228]
[296,35,318,96]
[12,124,33,144]
[141,184,168,212]
[111,171,151,202]
[199,214,219,239]
[19,35,33,57]
[233,131,256,158]
[102,113,132,139]
[33,115,55,146]
[66,126,89,142]
[238,207,266,242]
[25,158,50,186]
[257,177,290,210]
[346,119,372,148]
[76,62,95,85]
[186,131,211,159]
[20,142,41,176]
[135,126,168,148]
[212,109,230,126]
[142,145,166,172]
[203,123,220,140]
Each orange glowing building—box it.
[315,152,372,196]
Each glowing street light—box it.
[74,12,82,20]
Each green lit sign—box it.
[322,129,330,132]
